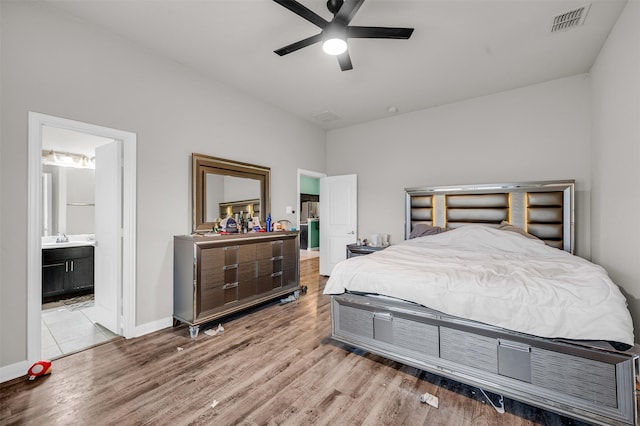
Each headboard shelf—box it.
[405,180,575,253]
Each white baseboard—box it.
[133,316,173,338]
[0,360,30,384]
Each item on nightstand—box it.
[266,213,272,233]
[369,234,382,247]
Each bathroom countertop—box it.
[42,241,95,250]
[42,234,96,250]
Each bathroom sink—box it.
[42,241,95,249]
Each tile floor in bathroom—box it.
[41,297,119,360]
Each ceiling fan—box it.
[273,0,414,71]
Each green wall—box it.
[309,220,319,249]
[300,175,320,195]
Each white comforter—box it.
[324,225,634,346]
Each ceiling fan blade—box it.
[274,33,323,56]
[334,0,365,25]
[348,26,414,39]
[273,0,329,29]
[337,51,353,71]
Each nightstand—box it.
[346,244,388,259]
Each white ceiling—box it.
[45,0,627,130]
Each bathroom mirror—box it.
[192,153,270,233]
[42,164,96,236]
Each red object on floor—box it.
[27,360,52,380]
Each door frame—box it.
[27,112,137,364]
[296,169,326,229]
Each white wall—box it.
[0,1,325,372]
[590,0,640,341]
[327,75,592,257]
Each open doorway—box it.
[27,113,137,365]
[297,169,325,260]
[40,126,118,358]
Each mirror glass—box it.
[193,153,270,233]
[42,164,95,236]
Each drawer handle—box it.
[224,245,239,251]
[223,264,238,270]
[498,339,531,352]
[271,256,284,261]
[223,282,239,290]
[272,240,283,245]
[271,271,282,277]
[373,312,393,322]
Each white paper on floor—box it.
[420,392,439,408]
[205,324,225,337]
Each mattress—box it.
[324,225,634,346]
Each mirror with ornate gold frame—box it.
[192,153,270,233]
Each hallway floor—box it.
[299,249,319,260]
[41,296,119,360]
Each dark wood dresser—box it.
[173,231,299,337]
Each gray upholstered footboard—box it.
[330,293,638,426]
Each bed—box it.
[324,180,638,426]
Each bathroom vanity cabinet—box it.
[173,231,299,335]
[42,245,95,300]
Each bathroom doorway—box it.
[27,113,137,364]
[40,126,117,358]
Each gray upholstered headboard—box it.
[405,180,575,253]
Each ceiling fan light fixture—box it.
[272,0,414,70]
[322,37,347,55]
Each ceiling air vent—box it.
[312,111,340,122]
[550,4,591,33]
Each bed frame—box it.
[330,180,638,426]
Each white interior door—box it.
[319,174,357,276]
[94,140,122,334]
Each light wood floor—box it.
[1,257,586,425]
